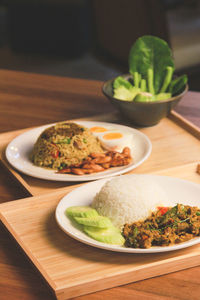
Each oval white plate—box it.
[56,174,200,253]
[6,121,152,181]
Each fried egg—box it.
[97,130,133,152]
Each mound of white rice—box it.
[92,175,169,228]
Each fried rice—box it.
[31,122,104,170]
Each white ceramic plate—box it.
[6,121,152,182]
[55,174,200,253]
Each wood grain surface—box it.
[0,178,200,300]
[0,69,200,300]
[0,112,200,197]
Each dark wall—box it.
[7,2,92,57]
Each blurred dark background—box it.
[0,0,200,90]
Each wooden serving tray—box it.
[0,111,200,299]
[0,169,200,300]
[0,111,199,196]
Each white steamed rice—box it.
[92,174,169,228]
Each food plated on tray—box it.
[56,174,200,253]
[6,120,151,181]
[31,121,133,175]
[66,175,200,248]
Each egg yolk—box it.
[90,126,108,133]
[103,132,123,140]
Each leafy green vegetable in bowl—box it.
[113,35,188,102]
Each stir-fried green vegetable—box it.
[113,35,188,102]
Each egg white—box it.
[97,130,133,152]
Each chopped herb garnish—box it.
[132,227,138,237]
[83,138,87,143]
[55,138,71,144]
[58,163,67,170]
[180,205,185,211]
[179,217,190,224]
[196,211,200,216]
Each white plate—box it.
[6,121,152,182]
[55,174,200,253]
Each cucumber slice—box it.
[84,225,125,245]
[66,206,99,218]
[74,216,113,228]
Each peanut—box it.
[82,163,94,169]
[122,147,131,157]
[113,152,124,160]
[57,168,71,174]
[102,163,110,169]
[106,151,117,158]
[89,164,105,172]
[83,156,92,162]
[110,159,124,167]
[71,168,86,175]
[82,168,94,174]
[123,157,132,165]
[90,152,105,158]
[92,156,112,164]
[72,162,82,167]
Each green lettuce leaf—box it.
[113,86,140,101]
[129,35,174,94]
[113,76,133,90]
[134,92,155,102]
[155,93,171,100]
[168,74,188,96]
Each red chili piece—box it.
[51,150,59,158]
[157,207,170,216]
[51,143,59,158]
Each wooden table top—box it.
[0,69,200,300]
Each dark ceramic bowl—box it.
[102,74,188,127]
